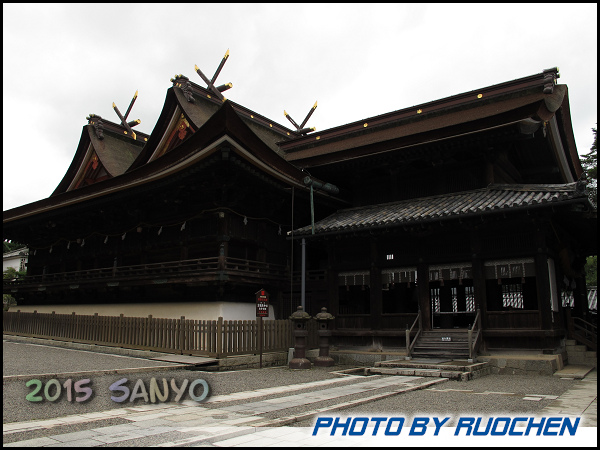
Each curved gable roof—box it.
[5,100,341,225]
[52,122,145,196]
[128,77,298,172]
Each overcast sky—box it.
[3,3,597,212]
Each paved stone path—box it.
[4,374,442,447]
[4,370,596,447]
[542,370,597,427]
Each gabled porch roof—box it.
[292,182,594,237]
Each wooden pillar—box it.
[573,274,589,318]
[217,211,228,270]
[534,228,553,330]
[326,242,339,319]
[472,258,488,329]
[470,234,488,330]
[417,262,431,330]
[370,240,382,330]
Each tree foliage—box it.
[585,255,597,287]
[3,266,26,280]
[3,267,25,311]
[3,240,26,253]
[580,125,597,205]
[582,126,597,287]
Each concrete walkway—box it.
[542,369,597,427]
[3,368,596,447]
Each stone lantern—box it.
[314,307,335,367]
[289,305,312,369]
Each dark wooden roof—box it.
[51,120,147,196]
[292,182,594,237]
[128,78,297,171]
[280,68,582,182]
[4,100,338,227]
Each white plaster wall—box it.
[3,254,26,272]
[13,302,276,321]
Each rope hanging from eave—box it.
[27,205,291,251]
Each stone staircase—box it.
[411,329,472,359]
[370,358,490,381]
[565,339,597,368]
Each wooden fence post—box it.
[146,315,152,349]
[217,317,223,358]
[119,313,124,346]
[179,316,185,355]
[94,313,99,343]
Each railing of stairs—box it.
[571,316,597,351]
[468,308,482,362]
[405,310,422,360]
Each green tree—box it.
[3,267,25,311]
[3,240,26,253]
[585,255,597,287]
[582,126,597,287]
[3,266,26,280]
[580,125,597,205]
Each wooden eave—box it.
[173,78,297,140]
[51,126,93,196]
[280,69,569,166]
[4,101,342,227]
[128,81,299,171]
[553,88,584,179]
[126,88,181,171]
[52,120,147,196]
[292,182,595,238]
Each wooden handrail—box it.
[405,310,421,359]
[571,316,597,351]
[3,257,288,288]
[468,308,481,361]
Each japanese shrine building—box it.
[3,66,596,352]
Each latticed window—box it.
[561,290,575,308]
[431,288,441,313]
[501,283,524,309]
[465,286,475,312]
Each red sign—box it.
[256,289,269,317]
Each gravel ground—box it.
[2,341,182,376]
[2,339,581,429]
[288,374,579,426]
[3,363,362,424]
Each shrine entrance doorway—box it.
[429,264,476,329]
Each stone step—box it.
[368,367,468,380]
[553,365,595,379]
[418,333,471,343]
[414,342,470,347]
[421,330,468,336]
[375,360,488,372]
[412,351,470,358]
[566,344,588,352]
[567,356,597,367]
[413,347,469,352]
[369,361,490,381]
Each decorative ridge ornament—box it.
[171,74,195,103]
[542,67,559,94]
[86,114,105,140]
[194,49,233,102]
[284,101,318,135]
[112,91,141,140]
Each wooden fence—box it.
[3,310,318,358]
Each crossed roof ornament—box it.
[112,91,141,140]
[194,49,233,102]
